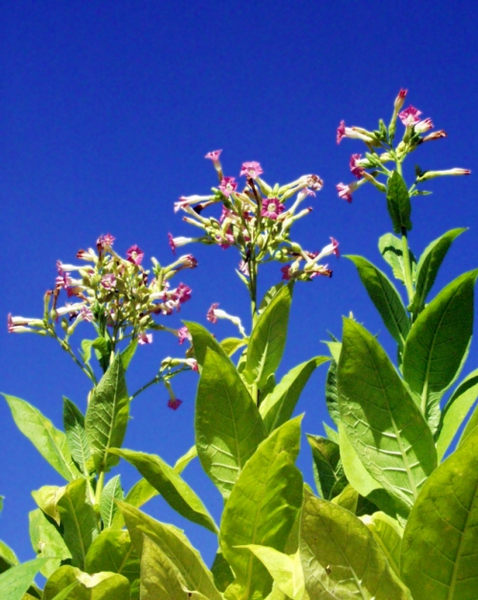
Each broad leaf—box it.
[0,558,49,600]
[110,448,217,533]
[260,356,327,433]
[100,475,123,529]
[57,478,98,569]
[31,485,64,525]
[184,320,229,369]
[85,353,129,473]
[195,348,265,499]
[43,565,130,600]
[3,394,79,481]
[85,529,139,588]
[436,368,478,459]
[110,478,157,529]
[386,170,412,233]
[220,337,247,357]
[119,503,222,600]
[410,227,466,315]
[0,539,18,572]
[220,417,303,600]
[347,255,410,346]
[401,427,478,599]
[361,512,403,576]
[337,318,436,512]
[379,232,416,286]
[139,534,188,600]
[29,508,71,577]
[300,491,411,599]
[63,397,91,476]
[307,434,347,500]
[244,284,292,389]
[402,270,478,431]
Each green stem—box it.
[95,470,105,508]
[130,373,162,401]
[55,333,97,383]
[401,230,414,306]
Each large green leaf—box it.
[29,508,71,577]
[307,434,347,500]
[184,320,229,369]
[409,227,466,315]
[0,539,18,572]
[244,284,292,389]
[361,512,403,577]
[386,170,412,233]
[118,502,222,600]
[436,368,478,459]
[43,565,130,600]
[337,318,436,512]
[378,232,416,286]
[347,255,410,347]
[110,448,217,533]
[401,427,478,599]
[56,478,98,569]
[260,357,327,433]
[85,353,129,473]
[99,475,123,529]
[0,557,49,600]
[219,417,303,600]
[402,270,478,430]
[85,529,139,588]
[139,534,188,600]
[63,397,91,476]
[195,347,265,499]
[3,394,79,481]
[300,491,411,599]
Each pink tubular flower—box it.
[177,326,192,345]
[207,302,220,323]
[349,154,365,179]
[336,120,347,144]
[318,237,340,259]
[126,244,144,266]
[138,332,153,345]
[96,233,115,250]
[219,176,238,197]
[100,273,116,290]
[168,398,182,410]
[168,232,176,254]
[240,161,263,179]
[205,149,222,164]
[393,89,408,112]
[399,106,422,127]
[415,117,434,134]
[174,283,192,304]
[281,265,292,280]
[261,197,285,220]
[336,182,358,203]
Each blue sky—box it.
[2,0,478,565]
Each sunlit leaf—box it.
[29,508,71,577]
[63,397,91,476]
[0,558,49,600]
[100,475,123,529]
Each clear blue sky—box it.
[2,0,478,564]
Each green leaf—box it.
[260,357,327,433]
[220,337,247,357]
[110,448,217,533]
[347,255,410,347]
[85,529,139,587]
[436,368,478,459]
[219,417,303,600]
[195,348,265,499]
[100,475,123,529]
[244,284,292,389]
[362,512,403,577]
[63,397,91,476]
[307,434,347,500]
[0,558,49,600]
[401,427,478,599]
[211,551,234,592]
[243,546,305,600]
[325,358,340,427]
[110,478,157,529]
[139,534,188,600]
[118,503,222,600]
[337,318,437,512]
[3,394,79,481]
[57,478,98,569]
[386,170,412,233]
[173,444,197,473]
[0,539,18,571]
[300,490,412,599]
[85,353,129,473]
[43,565,130,600]
[31,485,64,525]
[120,338,138,370]
[29,508,71,577]
[379,232,416,286]
[402,269,478,431]
[184,320,229,369]
[410,227,467,314]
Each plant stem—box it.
[401,230,414,306]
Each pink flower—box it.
[205,149,223,164]
[415,117,434,134]
[349,154,365,179]
[336,120,347,144]
[100,273,116,290]
[399,106,422,127]
[240,161,263,179]
[318,237,340,259]
[304,174,324,191]
[174,283,192,304]
[393,89,408,112]
[207,302,220,323]
[126,244,144,266]
[336,182,358,203]
[177,326,192,345]
[138,332,153,345]
[55,262,72,290]
[96,233,115,250]
[219,176,238,197]
[180,254,198,269]
[79,306,94,322]
[261,197,285,220]
[168,232,176,254]
[238,259,249,277]
[168,398,183,410]
[281,265,292,280]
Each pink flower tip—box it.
[168,398,183,410]
[336,120,346,144]
[261,197,285,220]
[168,232,176,254]
[240,161,263,179]
[177,326,192,345]
[207,302,220,323]
[138,332,153,345]
[205,149,223,163]
[219,176,238,197]
[96,233,116,250]
[126,244,144,266]
[399,106,422,127]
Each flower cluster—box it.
[169,151,339,284]
[8,234,197,350]
[336,89,470,203]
